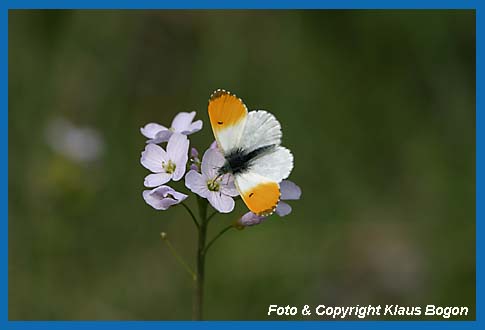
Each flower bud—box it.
[236,212,267,228]
[190,147,199,159]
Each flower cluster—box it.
[140,111,301,227]
[140,112,198,210]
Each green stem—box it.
[204,225,234,255]
[160,233,196,281]
[181,202,199,229]
[206,210,218,223]
[194,197,208,320]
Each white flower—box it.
[45,117,104,163]
[140,111,202,144]
[185,148,238,213]
[143,185,188,210]
[140,133,189,187]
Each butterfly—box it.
[208,89,294,216]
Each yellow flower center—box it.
[162,160,176,174]
[207,178,220,192]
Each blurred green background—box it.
[8,10,475,320]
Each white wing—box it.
[239,110,282,153]
[233,110,294,215]
[235,171,276,195]
[249,146,293,182]
[216,119,246,153]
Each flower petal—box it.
[169,190,189,204]
[238,212,267,227]
[171,111,196,132]
[201,148,225,179]
[220,174,239,197]
[280,180,302,200]
[148,130,173,144]
[181,120,203,135]
[173,161,188,181]
[144,173,172,187]
[166,133,189,181]
[275,201,292,217]
[185,170,209,198]
[143,186,187,210]
[167,133,189,161]
[141,144,167,172]
[140,123,167,139]
[207,191,234,213]
[209,140,218,149]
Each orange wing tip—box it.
[209,88,229,101]
[242,182,281,216]
[208,89,247,109]
[208,89,248,131]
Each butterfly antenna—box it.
[214,173,223,182]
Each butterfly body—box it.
[208,89,294,216]
[218,145,276,176]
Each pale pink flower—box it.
[143,185,188,210]
[185,148,238,213]
[140,133,189,187]
[140,111,202,143]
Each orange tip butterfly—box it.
[208,89,294,216]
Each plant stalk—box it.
[194,197,208,320]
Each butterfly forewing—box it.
[208,89,248,153]
[239,110,282,153]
